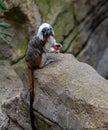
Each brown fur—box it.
[25,35,51,130]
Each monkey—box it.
[25,23,62,130]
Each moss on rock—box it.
[12,58,26,79]
[0,53,7,60]
[13,38,28,60]
[38,0,83,54]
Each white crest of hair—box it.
[37,23,53,40]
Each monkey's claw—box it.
[45,58,55,65]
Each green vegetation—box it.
[0,1,13,44]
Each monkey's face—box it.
[42,27,54,38]
[37,23,54,41]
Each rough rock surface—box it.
[76,0,108,79]
[38,0,108,78]
[4,0,41,34]
[0,0,41,63]
[0,60,23,129]
[1,54,108,130]
[0,0,108,78]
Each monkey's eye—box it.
[42,28,46,33]
[49,27,53,30]
[47,28,50,31]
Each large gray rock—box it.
[0,60,23,129]
[0,61,23,107]
[1,54,108,130]
[97,47,108,79]
[73,0,108,79]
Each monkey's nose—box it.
[48,30,52,34]
[47,28,53,35]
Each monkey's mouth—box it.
[46,28,54,37]
[51,33,54,36]
[44,31,54,37]
[48,31,54,36]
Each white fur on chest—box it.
[44,36,58,52]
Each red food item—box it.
[54,45,59,51]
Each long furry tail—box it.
[28,66,38,130]
[30,93,37,130]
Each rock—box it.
[0,60,23,129]
[38,0,82,53]
[97,47,108,79]
[1,54,108,130]
[0,60,23,107]
[0,0,41,63]
[77,17,108,78]
[4,0,41,34]
[1,95,31,130]
[38,0,108,78]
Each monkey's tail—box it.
[28,66,38,130]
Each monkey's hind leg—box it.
[39,53,55,68]
[45,58,55,65]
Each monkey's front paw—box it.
[54,43,62,53]
[45,58,55,65]
[58,43,62,48]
